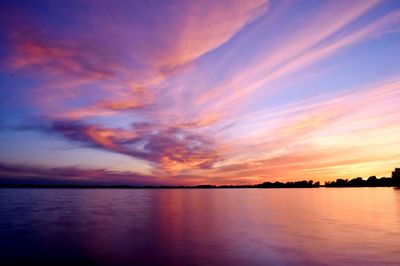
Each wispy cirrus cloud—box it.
[205,79,400,182]
[3,0,268,116]
[192,2,399,122]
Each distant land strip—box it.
[1,168,399,189]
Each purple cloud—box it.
[0,161,157,186]
[30,120,221,173]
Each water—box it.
[0,188,399,265]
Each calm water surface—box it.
[0,188,399,265]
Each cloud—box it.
[7,27,119,81]
[2,0,269,122]
[207,79,400,181]
[30,120,221,173]
[153,0,268,68]
[9,77,400,183]
[74,0,268,70]
[0,161,158,185]
[192,0,389,117]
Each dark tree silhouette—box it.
[325,169,400,187]
[392,168,400,187]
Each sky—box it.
[0,0,399,186]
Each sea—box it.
[0,188,399,265]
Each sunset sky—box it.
[0,0,399,185]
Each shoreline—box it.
[0,185,398,189]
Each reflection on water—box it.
[0,188,399,265]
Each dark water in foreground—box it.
[0,188,399,266]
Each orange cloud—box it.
[203,79,400,183]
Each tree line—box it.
[1,168,399,189]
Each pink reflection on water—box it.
[0,188,399,265]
